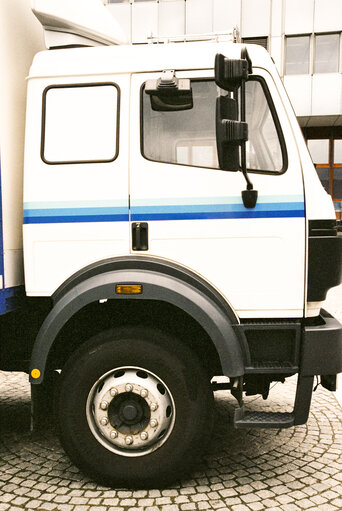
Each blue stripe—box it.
[24,213,129,224]
[23,198,305,224]
[132,210,305,221]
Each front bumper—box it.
[301,310,342,376]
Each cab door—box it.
[23,75,130,295]
[129,69,305,319]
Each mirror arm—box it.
[240,79,258,207]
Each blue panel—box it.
[0,286,26,315]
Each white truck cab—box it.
[0,0,341,488]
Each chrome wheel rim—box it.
[86,366,175,457]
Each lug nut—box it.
[110,430,118,439]
[125,383,133,392]
[100,401,108,410]
[150,419,158,428]
[100,417,108,426]
[110,388,118,397]
[150,403,158,411]
[125,436,133,445]
[140,431,148,441]
[140,389,148,398]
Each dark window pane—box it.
[242,37,268,49]
[333,168,342,199]
[316,167,329,193]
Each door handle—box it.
[132,222,148,251]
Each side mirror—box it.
[215,50,252,92]
[215,48,258,208]
[216,95,247,171]
[145,70,193,112]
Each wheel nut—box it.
[125,383,133,392]
[100,401,108,410]
[140,389,148,398]
[140,431,148,441]
[125,436,133,445]
[110,430,118,439]
[150,403,158,411]
[100,417,108,426]
[150,419,158,428]
[110,388,118,397]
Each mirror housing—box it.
[145,70,193,111]
[215,50,252,92]
[216,95,248,171]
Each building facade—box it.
[105,0,342,218]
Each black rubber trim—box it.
[31,265,244,384]
[307,235,342,301]
[52,255,238,324]
[41,82,120,165]
[309,219,338,237]
[301,310,342,376]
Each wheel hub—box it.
[86,367,175,457]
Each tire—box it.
[57,326,214,488]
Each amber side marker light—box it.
[116,284,142,295]
[31,369,41,379]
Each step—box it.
[234,407,294,429]
[245,361,298,374]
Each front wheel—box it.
[57,327,214,487]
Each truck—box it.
[0,0,341,489]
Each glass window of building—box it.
[333,140,342,200]
[242,37,268,49]
[285,36,310,75]
[308,139,330,194]
[308,139,329,164]
[315,33,340,73]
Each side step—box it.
[234,408,294,429]
[233,375,314,429]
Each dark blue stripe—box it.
[132,209,305,221]
[24,214,129,224]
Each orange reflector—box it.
[31,369,41,379]
[116,284,142,295]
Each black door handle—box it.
[132,222,148,251]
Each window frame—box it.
[41,82,121,165]
[140,76,288,175]
[284,34,311,75]
[314,32,340,74]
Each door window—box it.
[141,78,286,174]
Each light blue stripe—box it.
[26,207,128,217]
[132,202,304,215]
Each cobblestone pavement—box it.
[0,286,341,511]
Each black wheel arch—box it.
[29,256,245,383]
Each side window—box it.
[42,83,119,164]
[245,80,285,173]
[141,78,286,174]
[142,80,219,169]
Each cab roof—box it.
[28,42,274,80]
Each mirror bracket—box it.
[145,70,191,95]
[222,120,248,143]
